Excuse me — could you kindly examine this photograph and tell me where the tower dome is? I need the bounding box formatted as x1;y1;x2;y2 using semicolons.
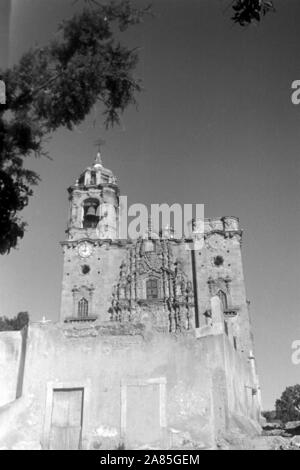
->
67;149;119;241
75;152;117;188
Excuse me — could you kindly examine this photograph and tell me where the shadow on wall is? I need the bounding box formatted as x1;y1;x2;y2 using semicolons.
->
0;326;28;406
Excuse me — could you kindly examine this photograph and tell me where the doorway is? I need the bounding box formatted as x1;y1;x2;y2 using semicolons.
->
121;377;167;449
43;380;90;450
49;388;84;450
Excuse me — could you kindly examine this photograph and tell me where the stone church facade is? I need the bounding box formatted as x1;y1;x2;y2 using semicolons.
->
0;153;262;450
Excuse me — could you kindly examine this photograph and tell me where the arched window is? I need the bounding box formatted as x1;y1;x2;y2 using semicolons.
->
78;298;88;318
83;198;100;228
146;278;158;300
218;290;228;311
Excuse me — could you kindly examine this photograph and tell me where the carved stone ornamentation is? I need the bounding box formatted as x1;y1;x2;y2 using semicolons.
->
109;239;194;333
207;276;231;296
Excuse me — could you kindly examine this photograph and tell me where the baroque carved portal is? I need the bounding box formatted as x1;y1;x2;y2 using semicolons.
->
109;239;194;333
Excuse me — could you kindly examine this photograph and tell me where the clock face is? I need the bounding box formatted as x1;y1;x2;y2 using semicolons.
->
78;241;93;258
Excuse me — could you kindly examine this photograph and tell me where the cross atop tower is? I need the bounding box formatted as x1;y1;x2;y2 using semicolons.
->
94;138;106;167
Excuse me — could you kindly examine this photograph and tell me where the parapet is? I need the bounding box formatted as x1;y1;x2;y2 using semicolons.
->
205;216;240;232
192;217;240;234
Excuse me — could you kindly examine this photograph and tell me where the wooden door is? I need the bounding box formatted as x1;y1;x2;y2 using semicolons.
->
49;388;83;450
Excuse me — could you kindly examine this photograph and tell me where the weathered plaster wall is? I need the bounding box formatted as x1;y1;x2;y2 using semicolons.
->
222;334;261;425
0;318;261;449
20;323;215;449
196;320;261;437
0;331;22;406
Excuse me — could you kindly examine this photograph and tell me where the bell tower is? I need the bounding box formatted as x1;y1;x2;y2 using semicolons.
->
67;151;119;241
60;151;122;323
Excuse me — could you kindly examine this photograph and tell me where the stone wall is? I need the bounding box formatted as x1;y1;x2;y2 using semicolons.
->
60;216;254;359
60;243;126;322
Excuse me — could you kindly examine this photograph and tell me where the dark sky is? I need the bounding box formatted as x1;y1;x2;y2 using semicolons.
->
0;0;10;66
1;0;300;410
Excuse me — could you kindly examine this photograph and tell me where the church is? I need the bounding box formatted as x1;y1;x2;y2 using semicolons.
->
0;151;262;450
